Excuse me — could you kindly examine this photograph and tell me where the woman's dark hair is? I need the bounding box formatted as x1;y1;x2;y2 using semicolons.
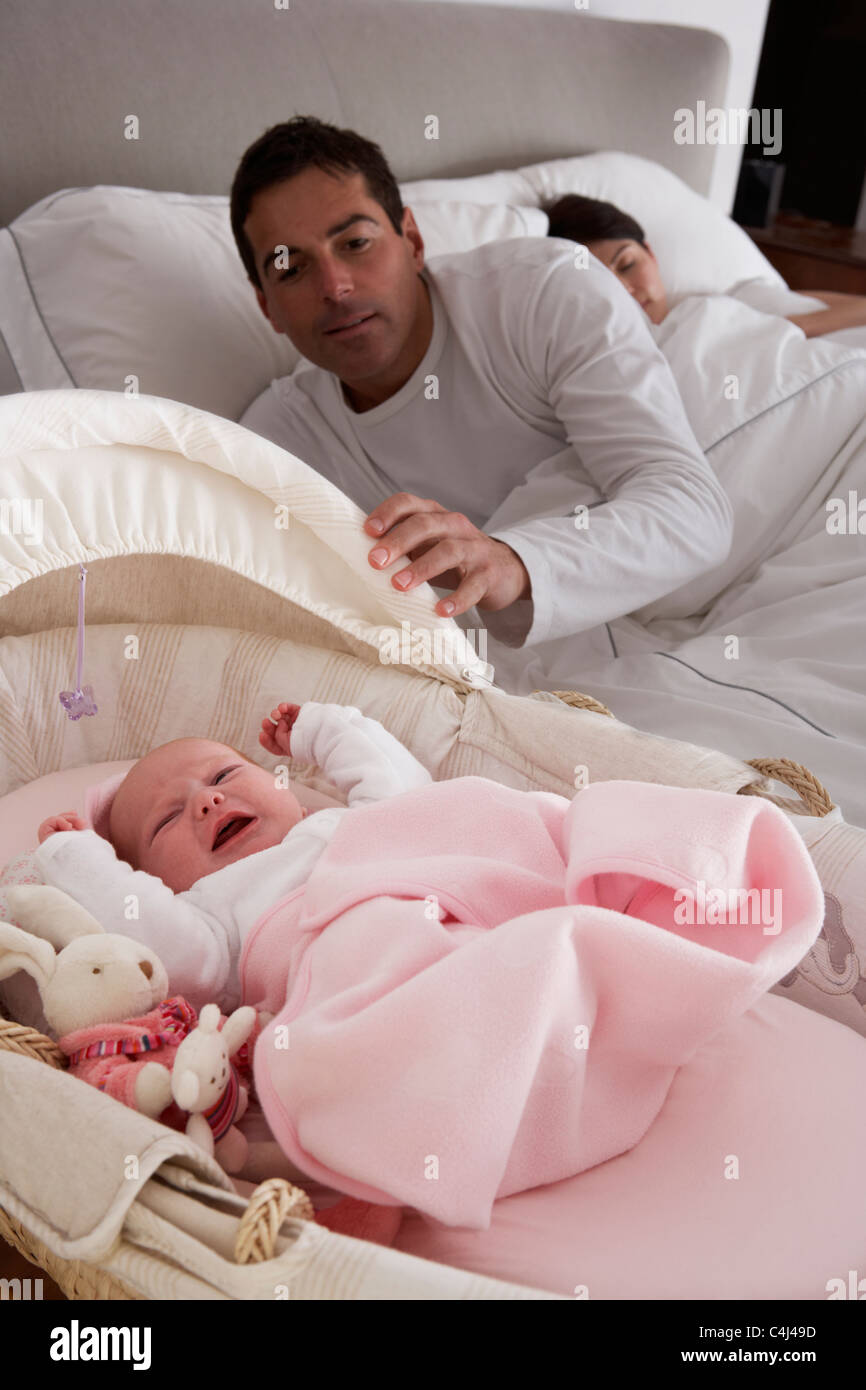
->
545;194;646;249
230;115;405;289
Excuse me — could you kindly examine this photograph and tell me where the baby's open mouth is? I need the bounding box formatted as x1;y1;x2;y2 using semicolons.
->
211;815;256;851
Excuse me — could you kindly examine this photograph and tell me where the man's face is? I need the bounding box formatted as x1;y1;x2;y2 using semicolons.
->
244;167;431;409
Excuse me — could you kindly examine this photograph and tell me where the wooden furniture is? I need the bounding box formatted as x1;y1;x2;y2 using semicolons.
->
744;214;866;294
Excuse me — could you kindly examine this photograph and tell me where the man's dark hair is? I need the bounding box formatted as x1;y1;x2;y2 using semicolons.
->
230;115;405;289
545;193;647;248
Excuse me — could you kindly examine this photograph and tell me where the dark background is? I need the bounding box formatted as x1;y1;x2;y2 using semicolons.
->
738;0;866;226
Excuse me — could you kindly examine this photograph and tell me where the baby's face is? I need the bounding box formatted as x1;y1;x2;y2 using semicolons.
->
109;739;307;891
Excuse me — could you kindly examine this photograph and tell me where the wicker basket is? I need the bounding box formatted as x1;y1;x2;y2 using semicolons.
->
0;689;835;1298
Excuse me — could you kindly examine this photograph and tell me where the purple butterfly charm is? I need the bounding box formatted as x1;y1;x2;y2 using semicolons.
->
59;685;98;720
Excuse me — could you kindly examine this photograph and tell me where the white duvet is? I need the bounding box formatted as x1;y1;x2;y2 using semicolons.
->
486;286;866;829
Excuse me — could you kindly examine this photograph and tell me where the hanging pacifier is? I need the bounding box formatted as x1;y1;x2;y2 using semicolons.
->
59;564;98;720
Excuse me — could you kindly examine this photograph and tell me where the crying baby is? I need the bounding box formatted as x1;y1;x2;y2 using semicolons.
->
39;704;311;892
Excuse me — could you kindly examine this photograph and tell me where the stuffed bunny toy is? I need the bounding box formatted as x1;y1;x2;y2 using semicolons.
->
0;885;255;1155
0;883;191;1120
1;887;410;1241
170;1003;257;1172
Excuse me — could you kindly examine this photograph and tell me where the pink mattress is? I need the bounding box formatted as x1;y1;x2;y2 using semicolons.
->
392;993;866;1299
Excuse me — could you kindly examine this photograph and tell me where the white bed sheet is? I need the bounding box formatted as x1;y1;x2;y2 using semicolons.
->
482;288;866;830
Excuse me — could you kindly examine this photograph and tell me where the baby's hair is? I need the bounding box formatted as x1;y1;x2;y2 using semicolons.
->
545;193;647;248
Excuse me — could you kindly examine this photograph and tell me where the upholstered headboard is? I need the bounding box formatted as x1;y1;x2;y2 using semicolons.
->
0;0;728;227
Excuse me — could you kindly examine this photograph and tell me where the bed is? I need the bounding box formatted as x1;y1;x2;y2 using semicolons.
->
2;0;866;1303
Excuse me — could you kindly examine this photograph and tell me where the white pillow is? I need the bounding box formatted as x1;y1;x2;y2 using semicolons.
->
0;187;546;420
415;200;547;258
408;151;786;306
0;190;300;419
401;168;538;208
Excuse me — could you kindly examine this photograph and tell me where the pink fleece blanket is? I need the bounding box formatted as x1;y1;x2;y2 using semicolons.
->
240;777;824;1229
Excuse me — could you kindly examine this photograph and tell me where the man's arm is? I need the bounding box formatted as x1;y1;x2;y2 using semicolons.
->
480;254;734;647
364;252;732;646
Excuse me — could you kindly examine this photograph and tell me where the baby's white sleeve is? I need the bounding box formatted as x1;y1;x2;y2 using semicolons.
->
290;703;433;806
33;830;238;1013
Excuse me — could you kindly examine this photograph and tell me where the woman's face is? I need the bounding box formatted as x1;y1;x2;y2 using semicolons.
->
587;238;668;324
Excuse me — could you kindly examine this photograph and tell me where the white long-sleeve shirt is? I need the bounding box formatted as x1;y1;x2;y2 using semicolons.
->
33;704;432;1015
239;237;733;649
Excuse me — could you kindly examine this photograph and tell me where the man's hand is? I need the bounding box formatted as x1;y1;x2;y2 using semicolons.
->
38;812;88;844
364;493;531;619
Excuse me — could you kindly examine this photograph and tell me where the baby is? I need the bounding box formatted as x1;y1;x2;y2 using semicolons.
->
32;698;824;1225
35;701;434;1013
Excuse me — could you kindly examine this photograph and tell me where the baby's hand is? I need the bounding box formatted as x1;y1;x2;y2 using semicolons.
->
259;702;302;758
38;811;88;844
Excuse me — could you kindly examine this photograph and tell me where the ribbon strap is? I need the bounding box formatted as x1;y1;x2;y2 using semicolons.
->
59;564;97;719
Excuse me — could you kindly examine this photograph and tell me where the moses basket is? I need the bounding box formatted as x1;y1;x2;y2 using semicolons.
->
0;390;835;1300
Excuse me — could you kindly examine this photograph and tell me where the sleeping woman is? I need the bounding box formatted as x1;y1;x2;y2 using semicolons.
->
545;193;866;339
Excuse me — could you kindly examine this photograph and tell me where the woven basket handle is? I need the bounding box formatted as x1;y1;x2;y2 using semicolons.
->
0;1018;66;1067
234;1177;315;1263
533;688;615;717
740;757;836;818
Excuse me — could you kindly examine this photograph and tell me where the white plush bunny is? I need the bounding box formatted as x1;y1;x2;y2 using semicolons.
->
0;884;181;1118
170;1003;257;1172
0;885;256;1152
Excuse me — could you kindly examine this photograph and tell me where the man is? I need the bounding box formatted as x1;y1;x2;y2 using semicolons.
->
232;116;732;654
